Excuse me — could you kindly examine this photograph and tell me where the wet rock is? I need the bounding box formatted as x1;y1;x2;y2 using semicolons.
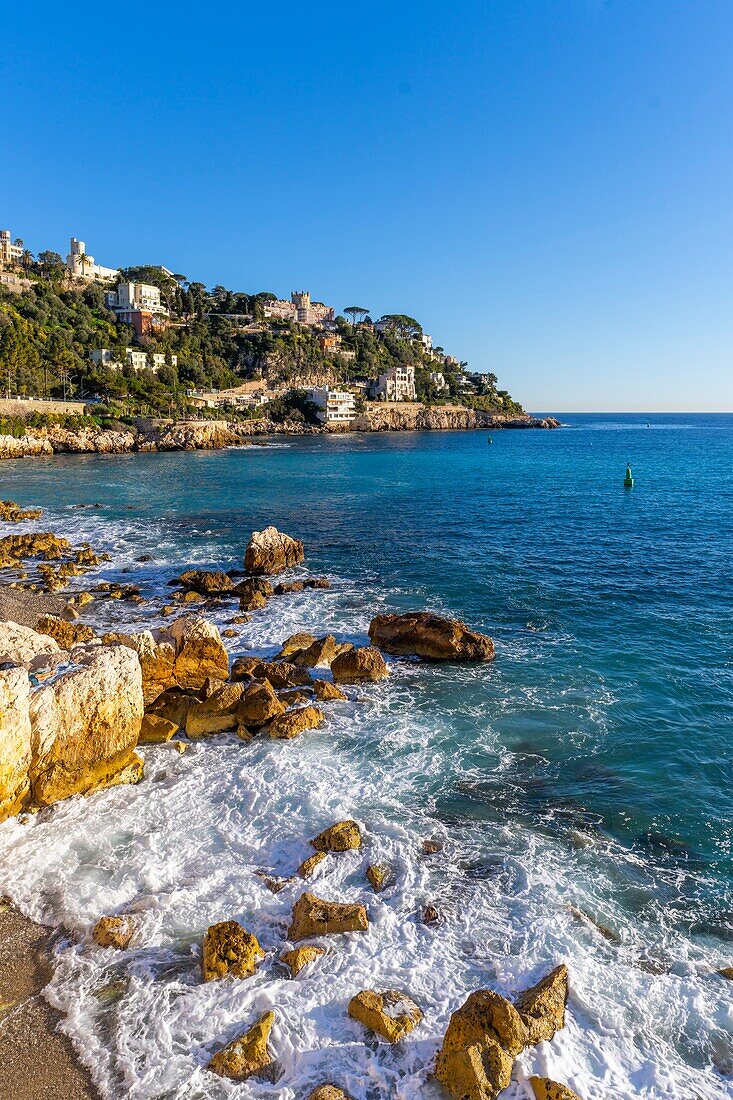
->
718;966;733;979
266;704;325;740
0;667;32;822
514;964;568;1044
244;526;305;575
239;589;268;611
529;1078;583;1100
230;655;263;681
177;569;233;595
298;851;327;879
230;613;251;625
305;577;331;589
92;915;135;949
311;820;361;852
313;679;347;702
136;554;153;562
173;589;205;604
366;864;391;892
369;611;495;662
30;644;144;807
138;713;178;744
331;646;388;683
208;1010;274;1080
36;614;95;649
434;989;529;1100
348;989;423;1042
166;616;229;689
278;687;313;707
103;629;176;705
145;689;199;730
422;838;443;854
202;919;263;981
567;905;621;945
308;1088;352;1100
276;631;318;659
288;891;368;941
186;682;246;737
422;904;443;924
221;628;238;638
233;577;274;597
0;500;42;522
274;580;305;594
160;604;177;616
280;945;325;977
255;660;313;688
239;680;285;727
294;635;352;668
0;620;60;667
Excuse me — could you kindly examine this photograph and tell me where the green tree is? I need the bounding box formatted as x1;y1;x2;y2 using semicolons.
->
344;306;369;326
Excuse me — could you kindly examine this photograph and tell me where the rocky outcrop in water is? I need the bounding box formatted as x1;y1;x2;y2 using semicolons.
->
207;1010;275;1081
348;989;423;1043
288;891;369;941
244;526;305;575
330;646;388;683
106;616;229;704
354;405;560;433
202;920;263;981
369;611;495;662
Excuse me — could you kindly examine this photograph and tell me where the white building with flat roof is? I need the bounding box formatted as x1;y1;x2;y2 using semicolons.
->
90;348;177;373
306;386;356;425
369;365;416;402
66;237;118;282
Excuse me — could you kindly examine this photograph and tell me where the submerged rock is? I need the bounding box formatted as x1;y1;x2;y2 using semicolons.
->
369;611;495;662
310;820;362;852
92;915;135;950
244;526;305;575
348;989;423;1043
330;646;388;683
202;920;263;981
529;1079;583;1100
208;1010;275;1080
280;945;325;977
288;891;369;941
366;864;391;892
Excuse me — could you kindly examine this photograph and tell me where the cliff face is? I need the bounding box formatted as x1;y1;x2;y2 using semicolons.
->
0;409;558;461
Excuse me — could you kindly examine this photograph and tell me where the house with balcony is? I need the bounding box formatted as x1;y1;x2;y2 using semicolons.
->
90;348;177;373
306;386;356;425
106;282;170;338
369;365;417;402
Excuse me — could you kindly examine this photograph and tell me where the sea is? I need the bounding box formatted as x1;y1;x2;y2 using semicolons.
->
0;412;731;1099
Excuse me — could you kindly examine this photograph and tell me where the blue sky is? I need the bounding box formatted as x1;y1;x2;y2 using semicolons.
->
2;1;731;411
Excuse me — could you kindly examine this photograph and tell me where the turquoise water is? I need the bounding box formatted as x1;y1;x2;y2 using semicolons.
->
1;413;731;1097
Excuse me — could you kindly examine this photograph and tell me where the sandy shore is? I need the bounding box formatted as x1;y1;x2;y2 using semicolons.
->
0;900;98;1100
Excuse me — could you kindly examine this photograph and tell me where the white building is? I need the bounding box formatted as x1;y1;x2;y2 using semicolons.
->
421;333;433;352
306;386;356;425
90;348;177;373
369;365;417;402
429;371;448;392
106;282;166;314
0;230;24;267
66;237;118;282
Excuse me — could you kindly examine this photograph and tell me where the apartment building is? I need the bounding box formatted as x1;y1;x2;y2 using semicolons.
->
90;348;177;372
306;386;356;425
0;230;24;268
369;365;417;402
106;282;170;338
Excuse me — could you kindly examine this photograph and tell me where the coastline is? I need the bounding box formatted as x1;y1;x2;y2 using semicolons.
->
0;408;559;463
0;900;98;1100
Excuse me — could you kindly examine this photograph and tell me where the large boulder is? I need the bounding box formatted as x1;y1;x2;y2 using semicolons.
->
0;620;60;668
202;920;263;981
166;616;230;689
276;631;317;659
348;989;422;1043
29;644;144;806
288;891;369;941
104;629;175;705
0;667;32;822
311;820;361;852
515;964;568;1044
434;990;529;1100
186;682;246;737
293;635;352;668
266;704;324;740
313;679;347;702
369;611;495;662
208;1010;274;1081
238;680;285;728
177;569;234;596
529;1080;582;1100
244;526;305;575
331;646;388;683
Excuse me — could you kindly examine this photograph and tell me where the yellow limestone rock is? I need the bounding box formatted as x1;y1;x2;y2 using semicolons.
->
104;629;175;705
202;919;263;981
238;680;285;728
166;615;229;689
186;682;246;737
530;1078;583;1100
138;713;177;744
93;915;135;949
298;851;327;878
348;989;423;1043
311;820;361;852
331;646;388;683
276;631;317;659
308;1089;353;1100
515;964;569;1045
244;525;305;575
208;1010;275;1080
36;615;95;648
313;679;347;702
366;864;391;892
434;990;529;1100
288;891;368;942
280;945;325;976
0;667;32;822
267;704;324;740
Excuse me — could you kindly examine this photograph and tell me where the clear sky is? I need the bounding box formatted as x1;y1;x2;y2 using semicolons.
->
2;1;731;412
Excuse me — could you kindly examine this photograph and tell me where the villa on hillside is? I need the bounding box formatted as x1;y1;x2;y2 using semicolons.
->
0;230;24;267
263;290;335;327
106;282;169;338
90;348;178;373
369;365;417;402
66;237;118;282
306;386;356;425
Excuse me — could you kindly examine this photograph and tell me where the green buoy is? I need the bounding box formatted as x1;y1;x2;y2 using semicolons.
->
624;463;634;488
487;436;493;444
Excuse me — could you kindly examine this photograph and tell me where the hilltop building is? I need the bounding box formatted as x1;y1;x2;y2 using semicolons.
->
263;291;334;327
369;365;417;402
106;282;169;338
90;348;177;373
0;230;24;268
306;386;356;425
66;237;118;282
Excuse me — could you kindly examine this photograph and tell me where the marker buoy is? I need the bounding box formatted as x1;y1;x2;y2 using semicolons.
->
624;464;634;488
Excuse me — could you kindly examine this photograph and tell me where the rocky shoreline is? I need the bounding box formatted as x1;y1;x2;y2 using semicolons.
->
0;509;587;1099
0;409;560;462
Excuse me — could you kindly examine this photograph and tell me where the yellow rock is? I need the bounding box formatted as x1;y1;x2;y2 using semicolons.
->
434;989;529;1100
276;631;317;659
138;713;177;744
331;646;388;683
718;966;733;980
36;615;95;648
186;682;245;737
280;945;325;976
267;704;324;740
308;1086;353;1100
298;851;328;878
313;679;347;702
435;1038;514;1100
529;1078;583;1100
311;820;361;852
93;915;135;949
238;680;285;727
515;964;568;1045
208;1010;274;1080
202;919;263;981
288;891;368;942
366;864;390;891
0;668;32;823
348;989;422;1043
